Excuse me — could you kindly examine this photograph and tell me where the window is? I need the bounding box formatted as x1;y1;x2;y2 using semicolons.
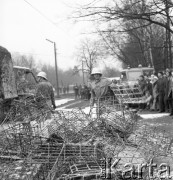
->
14;68;37;95
143;69;154;77
25;72;37;94
128;71;142;81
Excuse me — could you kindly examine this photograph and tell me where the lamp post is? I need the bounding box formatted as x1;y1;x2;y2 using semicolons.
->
46;39;60;98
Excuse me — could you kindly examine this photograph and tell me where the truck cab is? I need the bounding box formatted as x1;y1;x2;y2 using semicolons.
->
120;66;154;86
0;46;38;121
13;66;37;97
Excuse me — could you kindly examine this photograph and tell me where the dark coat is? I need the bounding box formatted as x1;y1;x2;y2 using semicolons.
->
165;76;171;97
138;80;147;95
157;77;165;93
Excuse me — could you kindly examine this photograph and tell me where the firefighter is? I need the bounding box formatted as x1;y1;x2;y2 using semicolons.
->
35;71;56;109
89;68;112;117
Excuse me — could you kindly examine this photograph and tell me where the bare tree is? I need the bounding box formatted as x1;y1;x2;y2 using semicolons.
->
12;53;36;69
42;64;83;89
74;0;173;33
72;0;173;70
75;38;104;75
98;22;165;70
102;66;120;77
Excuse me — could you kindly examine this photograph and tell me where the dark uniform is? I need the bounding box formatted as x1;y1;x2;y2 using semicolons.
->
157;77;165;112
36;81;56;109
74;85;79;99
168;76;173;115
164;76;171;112
138;79;147;95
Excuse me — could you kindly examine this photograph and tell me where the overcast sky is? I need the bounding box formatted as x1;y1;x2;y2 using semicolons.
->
0;0;98;70
0;0;122;71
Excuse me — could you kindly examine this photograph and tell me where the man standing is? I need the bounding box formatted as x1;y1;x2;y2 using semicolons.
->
164;69;171;113
36;71;56;109
150;75;159;111
157;72;165;113
74;84;79;99
168;71;173;115
89;68;112;107
138;75;147;95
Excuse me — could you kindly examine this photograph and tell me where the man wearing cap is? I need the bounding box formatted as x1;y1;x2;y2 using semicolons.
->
35;71;56;109
89;68;112;107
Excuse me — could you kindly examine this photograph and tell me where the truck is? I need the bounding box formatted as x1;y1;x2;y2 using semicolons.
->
120;65;154;86
110;66;154;108
0;46;38;120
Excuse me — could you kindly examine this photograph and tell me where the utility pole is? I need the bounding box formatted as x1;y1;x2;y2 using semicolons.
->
46;39;60;98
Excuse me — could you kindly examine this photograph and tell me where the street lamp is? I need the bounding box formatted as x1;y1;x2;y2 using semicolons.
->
46;39;60;98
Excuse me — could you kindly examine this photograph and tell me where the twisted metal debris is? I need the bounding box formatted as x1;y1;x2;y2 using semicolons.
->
0;90;173;179
110;83;145;105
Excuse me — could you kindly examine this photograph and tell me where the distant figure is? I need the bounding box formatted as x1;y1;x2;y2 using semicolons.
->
63;86;66;94
157;71;165;112
150;75;159;111
36;71;56;109
59;87;62;94
84;85;90;100
164;69;171;113
73;84;79;99
138;75;147;95
80;85;85;99
66;85;69;94
78;84;82;98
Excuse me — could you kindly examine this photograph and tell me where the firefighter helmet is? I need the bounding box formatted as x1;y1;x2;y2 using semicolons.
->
91;68;102;75
37;71;47;80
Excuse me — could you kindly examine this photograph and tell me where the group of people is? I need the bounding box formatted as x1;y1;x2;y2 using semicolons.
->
36;67;173;116
59;86;69;94
73;84;90;100
35;68;111;111
138;69;173;115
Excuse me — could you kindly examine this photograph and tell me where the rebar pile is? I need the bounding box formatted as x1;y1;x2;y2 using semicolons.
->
0;96;59;179
0;95;173;180
46;105;138;145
